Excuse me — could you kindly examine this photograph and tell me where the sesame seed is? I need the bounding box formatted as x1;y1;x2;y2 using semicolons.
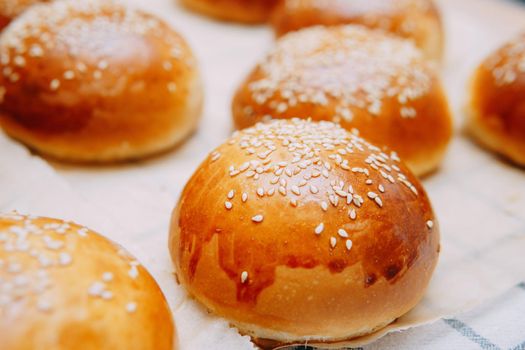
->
98;60;109;70
314;223;324;235
50;79;60;91
210;152;221;162
128;266;139;279
77;228;89;237
7;262;22;273
76;62;87;72
14;56;25;67
58;252;72;266
29;45;43;57
349;209;357;220
224;201;233;210
427;220;434;229
38;255;53;268
37;299;52;312
241;271;248;283
241;193;248;202
102;272;114;282
88;282;105;297
63;70;75;80
330;237;337;248
345;239;353;251
227;190;235;199
338;229;349;238
126;302;137;313
101;290;113;300
336;190;348;197
43;236;64;250
252;215;264;223
163;61;173;71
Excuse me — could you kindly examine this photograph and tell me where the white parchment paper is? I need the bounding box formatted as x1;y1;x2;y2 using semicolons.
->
1;0;525;348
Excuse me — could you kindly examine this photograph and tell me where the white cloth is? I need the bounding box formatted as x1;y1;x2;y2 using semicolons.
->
1;0;525;349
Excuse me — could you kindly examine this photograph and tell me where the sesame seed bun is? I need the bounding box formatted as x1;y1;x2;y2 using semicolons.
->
467;33;525;167
232;25;453;177
0;0;203;163
0;0;49;31
0;213;175;350
271;0;444;61
179;0;279;24
169;119;440;344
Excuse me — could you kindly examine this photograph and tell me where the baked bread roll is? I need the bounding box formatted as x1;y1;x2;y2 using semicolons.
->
232;25;453;176
170;119;440;344
0;0;48;31
180;0;279;24
0;0;203;163
271;0;444;61
0;213;175;350
467;33;525;166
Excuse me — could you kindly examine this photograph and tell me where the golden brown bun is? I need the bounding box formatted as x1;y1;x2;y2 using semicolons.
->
0;213;175;350
0;0;203;163
467;33;525;166
0;0;49;31
232;26;453;177
271;0;444;61
180;0;279;24
170;119;440;343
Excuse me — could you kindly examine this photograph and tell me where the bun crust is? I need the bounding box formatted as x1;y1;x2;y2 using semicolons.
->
271;0;444;61
467;33;525;166
180;0;279;24
0;213;175;350
170;119;440;343
0;0;203;163
232;26;452;176
0;0;48;31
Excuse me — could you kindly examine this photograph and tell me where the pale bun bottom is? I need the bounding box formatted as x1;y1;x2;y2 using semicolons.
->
467;108;525;166
405;144;450;177
236;318;395;348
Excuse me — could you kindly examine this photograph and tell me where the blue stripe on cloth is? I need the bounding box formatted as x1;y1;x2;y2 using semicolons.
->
443;318;501;350
511;341;525;350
